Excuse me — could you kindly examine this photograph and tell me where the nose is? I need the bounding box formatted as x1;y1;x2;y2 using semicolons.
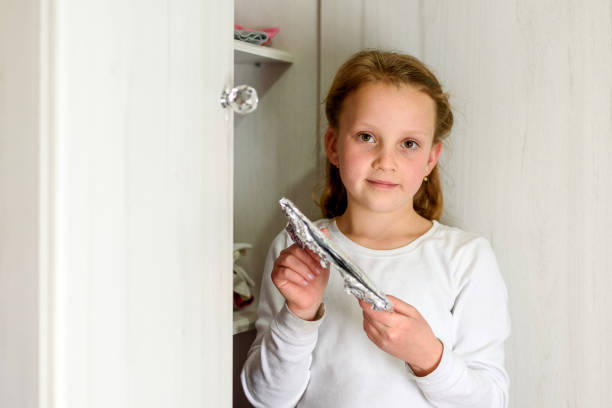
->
372;146;396;171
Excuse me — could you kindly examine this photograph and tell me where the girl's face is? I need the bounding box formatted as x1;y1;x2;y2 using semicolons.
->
325;82;442;216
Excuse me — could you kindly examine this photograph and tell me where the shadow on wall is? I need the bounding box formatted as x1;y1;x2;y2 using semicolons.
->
233;330;256;408
232;167;322;408
246;166;323;282
234;63;292;127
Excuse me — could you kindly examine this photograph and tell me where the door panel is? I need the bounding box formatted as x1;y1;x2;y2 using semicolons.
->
51;1;233;407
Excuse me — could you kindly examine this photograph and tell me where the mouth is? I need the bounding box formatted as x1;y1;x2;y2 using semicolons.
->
366;179;399;189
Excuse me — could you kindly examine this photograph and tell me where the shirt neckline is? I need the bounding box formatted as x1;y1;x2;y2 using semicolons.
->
326;218;439;258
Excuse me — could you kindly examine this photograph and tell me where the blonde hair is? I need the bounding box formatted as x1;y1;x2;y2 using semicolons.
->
318;50;453;220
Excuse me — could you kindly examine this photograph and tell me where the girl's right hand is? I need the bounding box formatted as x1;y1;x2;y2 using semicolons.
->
271;242;330;321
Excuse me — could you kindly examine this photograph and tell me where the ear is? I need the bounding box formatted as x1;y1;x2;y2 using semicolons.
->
324;127;340;166
426;142;443;175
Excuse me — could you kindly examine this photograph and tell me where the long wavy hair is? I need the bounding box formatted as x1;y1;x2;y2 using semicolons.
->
318;50;454;221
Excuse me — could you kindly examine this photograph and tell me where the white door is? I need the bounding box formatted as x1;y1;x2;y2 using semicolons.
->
0;1;233;407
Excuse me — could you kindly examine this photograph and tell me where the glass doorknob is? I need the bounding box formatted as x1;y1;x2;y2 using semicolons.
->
219;85;258;114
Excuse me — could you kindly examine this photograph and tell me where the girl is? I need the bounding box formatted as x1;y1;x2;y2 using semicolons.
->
241;50;510;408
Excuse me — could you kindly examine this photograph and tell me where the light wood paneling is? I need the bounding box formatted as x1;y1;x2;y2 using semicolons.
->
3;1;235;407
420;1;612;406
321;0;612;406
52;1;233;407
320;0;422;110
2;1;235;406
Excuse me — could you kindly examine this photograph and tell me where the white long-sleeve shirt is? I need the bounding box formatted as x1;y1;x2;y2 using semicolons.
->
241;218;511;407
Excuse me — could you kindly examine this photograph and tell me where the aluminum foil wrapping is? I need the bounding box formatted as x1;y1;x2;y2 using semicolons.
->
279;197;393;312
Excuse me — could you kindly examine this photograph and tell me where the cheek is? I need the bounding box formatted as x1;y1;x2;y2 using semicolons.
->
338;151;363;190
398;156;430;186
338;148;368;182
407;153;430;172
338;160;359;188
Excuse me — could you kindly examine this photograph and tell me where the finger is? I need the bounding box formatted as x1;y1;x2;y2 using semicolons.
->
277;252;317;281
303;228;331;268
363;310;393;333
358;299;399;327
386;295;418;318
363;316;383;344
274;266;309;287
287;246;325;276
301;248;327;275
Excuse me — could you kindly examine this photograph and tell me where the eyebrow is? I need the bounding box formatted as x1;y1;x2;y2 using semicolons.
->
352;122;430;137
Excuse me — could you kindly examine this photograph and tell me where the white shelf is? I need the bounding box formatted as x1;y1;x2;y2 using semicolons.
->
233;302;258;335
234;40;294;64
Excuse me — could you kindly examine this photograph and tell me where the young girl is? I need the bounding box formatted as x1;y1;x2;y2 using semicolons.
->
241;50;510;408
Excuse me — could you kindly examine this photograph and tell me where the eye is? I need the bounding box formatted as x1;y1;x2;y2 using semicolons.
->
358;132;375;143
402;140;418;150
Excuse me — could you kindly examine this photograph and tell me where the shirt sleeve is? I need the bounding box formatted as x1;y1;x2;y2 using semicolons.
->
407;237;511;408
240;231;325;408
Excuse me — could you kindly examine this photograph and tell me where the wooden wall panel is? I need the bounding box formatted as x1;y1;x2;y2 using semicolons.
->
420;1;612;406
320;0;422;112
52;1;234;407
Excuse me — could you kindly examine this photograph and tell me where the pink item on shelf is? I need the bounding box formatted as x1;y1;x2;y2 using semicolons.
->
234;24;279;45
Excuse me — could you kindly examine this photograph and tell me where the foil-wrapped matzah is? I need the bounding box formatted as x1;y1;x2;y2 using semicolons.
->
279;197;393;311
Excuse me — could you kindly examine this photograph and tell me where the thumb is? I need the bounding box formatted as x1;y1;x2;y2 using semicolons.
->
321;227;331;239
386;294;418;317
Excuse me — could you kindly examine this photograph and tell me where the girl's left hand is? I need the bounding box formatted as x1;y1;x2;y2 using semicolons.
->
358;295;443;377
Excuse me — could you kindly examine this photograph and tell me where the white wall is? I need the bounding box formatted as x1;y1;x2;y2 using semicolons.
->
0;1;41;407
322;0;612;406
